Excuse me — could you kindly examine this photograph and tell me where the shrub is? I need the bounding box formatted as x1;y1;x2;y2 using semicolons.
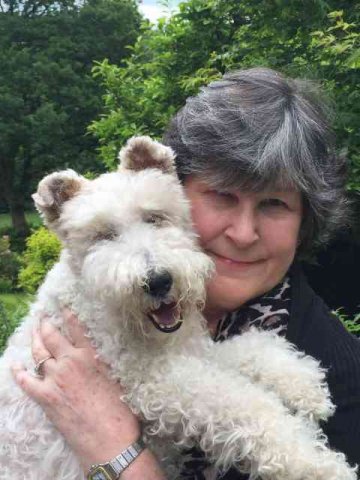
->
0;300;26;353
0;212;42;253
0;236;20;293
334;309;360;337
18;227;61;294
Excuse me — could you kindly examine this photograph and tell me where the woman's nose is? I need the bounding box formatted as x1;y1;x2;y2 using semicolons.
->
224;209;260;247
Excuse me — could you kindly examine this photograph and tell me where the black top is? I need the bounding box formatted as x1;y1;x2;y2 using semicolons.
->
217;264;360;479
286;263;360;467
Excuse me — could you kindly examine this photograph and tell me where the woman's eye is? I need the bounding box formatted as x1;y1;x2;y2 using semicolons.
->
261;198;288;209
206;190;236;202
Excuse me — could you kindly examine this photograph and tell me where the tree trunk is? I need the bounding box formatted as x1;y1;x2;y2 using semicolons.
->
9;200;28;236
0;156;29;237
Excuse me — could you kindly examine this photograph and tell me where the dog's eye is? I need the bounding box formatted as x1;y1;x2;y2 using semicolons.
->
144;212;168;226
94;229;117;241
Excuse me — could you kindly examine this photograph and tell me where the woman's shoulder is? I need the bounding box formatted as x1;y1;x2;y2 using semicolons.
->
287;262;360;394
287;263;360;465
287;262;358;355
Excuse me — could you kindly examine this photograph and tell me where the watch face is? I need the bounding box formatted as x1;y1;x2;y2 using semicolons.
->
89;466;114;480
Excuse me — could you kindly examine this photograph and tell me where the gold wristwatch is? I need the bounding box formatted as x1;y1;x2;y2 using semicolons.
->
87;438;146;480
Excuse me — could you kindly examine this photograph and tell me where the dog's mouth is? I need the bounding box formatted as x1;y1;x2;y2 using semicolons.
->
147;301;183;333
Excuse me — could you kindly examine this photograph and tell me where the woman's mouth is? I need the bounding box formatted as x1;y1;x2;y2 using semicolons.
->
209;251;265;268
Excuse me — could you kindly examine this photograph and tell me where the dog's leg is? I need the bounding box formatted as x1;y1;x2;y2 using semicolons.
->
212;328;334;422
0;342;84;480
129;356;356;480
0;392;85;480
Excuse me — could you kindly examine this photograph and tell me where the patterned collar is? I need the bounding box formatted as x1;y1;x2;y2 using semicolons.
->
213;275;291;342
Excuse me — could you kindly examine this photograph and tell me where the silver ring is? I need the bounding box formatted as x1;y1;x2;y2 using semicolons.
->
34;355;53;378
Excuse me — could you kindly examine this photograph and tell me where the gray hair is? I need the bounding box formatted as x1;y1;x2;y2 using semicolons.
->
163;67;349;253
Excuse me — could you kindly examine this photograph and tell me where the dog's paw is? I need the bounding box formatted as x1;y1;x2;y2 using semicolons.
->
214;328;336;422
118;136;176;174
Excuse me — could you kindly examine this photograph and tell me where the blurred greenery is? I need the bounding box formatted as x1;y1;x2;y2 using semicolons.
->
0;212;41;230
18;227;61;293
89;0;359;196
0;0;141;235
0;293;31;353
334;309;360;336
0;235;20;292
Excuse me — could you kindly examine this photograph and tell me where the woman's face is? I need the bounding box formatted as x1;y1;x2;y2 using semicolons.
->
184;176;303;320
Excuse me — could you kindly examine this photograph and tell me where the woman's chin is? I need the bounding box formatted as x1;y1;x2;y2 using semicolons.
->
205;277;254;315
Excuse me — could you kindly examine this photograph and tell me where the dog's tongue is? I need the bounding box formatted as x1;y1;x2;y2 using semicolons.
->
152;302;178;325
148;302;182;333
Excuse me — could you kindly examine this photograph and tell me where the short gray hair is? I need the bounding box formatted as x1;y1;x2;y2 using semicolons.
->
163;67;349;254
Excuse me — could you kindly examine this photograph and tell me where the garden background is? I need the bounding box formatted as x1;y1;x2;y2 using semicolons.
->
0;0;359;351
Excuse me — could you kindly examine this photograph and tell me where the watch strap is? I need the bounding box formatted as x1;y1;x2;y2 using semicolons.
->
109;438;145;476
87;438;146;479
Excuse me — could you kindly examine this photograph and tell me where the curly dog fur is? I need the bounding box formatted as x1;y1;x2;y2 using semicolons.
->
0;137;357;479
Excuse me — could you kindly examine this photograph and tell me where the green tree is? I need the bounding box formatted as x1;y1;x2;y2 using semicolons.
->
0;0;141;235
309;10;360;193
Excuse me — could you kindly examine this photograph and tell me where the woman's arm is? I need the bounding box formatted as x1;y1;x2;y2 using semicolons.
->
11;310;166;479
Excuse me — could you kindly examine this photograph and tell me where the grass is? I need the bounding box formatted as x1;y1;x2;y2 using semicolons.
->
0;211;42;230
0;293;32;313
0;293;32;353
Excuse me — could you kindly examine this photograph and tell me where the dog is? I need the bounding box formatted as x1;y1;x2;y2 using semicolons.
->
0;136;356;480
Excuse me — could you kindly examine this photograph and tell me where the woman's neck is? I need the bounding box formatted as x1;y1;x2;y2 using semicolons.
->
203;305;227;336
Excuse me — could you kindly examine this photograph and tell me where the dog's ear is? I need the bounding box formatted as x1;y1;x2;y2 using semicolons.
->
32;169;88;224
118;136;176;175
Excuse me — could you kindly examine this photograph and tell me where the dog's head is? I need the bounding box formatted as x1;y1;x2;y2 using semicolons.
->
33;136;213;336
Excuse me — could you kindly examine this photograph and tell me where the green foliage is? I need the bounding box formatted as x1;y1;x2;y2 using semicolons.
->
0;235;20;292
0;301;17;353
89;0;359;195
18;227;61;293
0;294;29;353
334;308;360;336
309;10;360;193
0;0;141;233
0;212;42;252
0;212;41;230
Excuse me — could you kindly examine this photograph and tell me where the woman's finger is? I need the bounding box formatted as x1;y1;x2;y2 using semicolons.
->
11;364;51;401
63;308;93;349
40;322;73;359
32;324;53;362
31;325;57;375
63;309;110;375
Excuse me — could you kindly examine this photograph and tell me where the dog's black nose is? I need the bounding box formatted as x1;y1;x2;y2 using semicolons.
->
144;270;173;297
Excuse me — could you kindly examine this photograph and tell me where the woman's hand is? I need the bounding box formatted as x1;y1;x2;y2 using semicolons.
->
11;309;141;473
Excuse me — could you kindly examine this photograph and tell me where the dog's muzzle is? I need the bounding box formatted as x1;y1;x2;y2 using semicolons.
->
143;270;183;333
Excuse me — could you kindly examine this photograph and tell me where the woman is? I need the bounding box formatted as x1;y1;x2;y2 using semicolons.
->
13;68;360;479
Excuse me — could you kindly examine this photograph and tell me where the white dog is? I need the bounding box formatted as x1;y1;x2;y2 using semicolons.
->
0;137;357;480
